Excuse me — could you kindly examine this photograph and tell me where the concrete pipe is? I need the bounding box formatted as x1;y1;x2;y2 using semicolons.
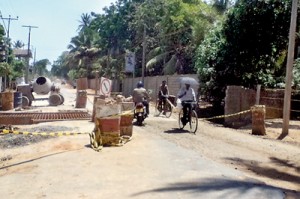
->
49;93;62;106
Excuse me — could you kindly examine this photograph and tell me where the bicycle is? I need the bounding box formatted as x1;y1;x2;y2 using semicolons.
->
155;95;175;118
178;101;198;134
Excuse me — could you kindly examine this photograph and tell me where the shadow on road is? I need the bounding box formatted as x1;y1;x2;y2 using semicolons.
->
131;177;298;198
164;128;189;134
0;149;81;170
225;157;300;186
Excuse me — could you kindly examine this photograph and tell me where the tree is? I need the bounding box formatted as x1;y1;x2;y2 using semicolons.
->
0;25;6;62
90;0;139;77
13;40;25;48
212;0;236;14
133;0;218;75
55;0;219;80
78;13;92;32
51;51;70;78
67;28;101;78
33;59;50;76
195;0;292;105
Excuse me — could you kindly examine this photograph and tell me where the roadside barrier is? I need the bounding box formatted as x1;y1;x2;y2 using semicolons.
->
0;129;89;136
166;99;251;121
89;110;134;152
0;108;253;152
0;110;135;152
200;109;251;120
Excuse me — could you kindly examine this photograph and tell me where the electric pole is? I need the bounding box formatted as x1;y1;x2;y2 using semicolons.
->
0;15;18;89
142;25;146;84
22;25;38;83
0;15;18;38
281;0;298;138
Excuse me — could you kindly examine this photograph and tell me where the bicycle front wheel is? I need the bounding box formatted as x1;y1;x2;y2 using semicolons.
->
178;109;184;129
164;103;172;118
189;110;198;134
155;101;162;116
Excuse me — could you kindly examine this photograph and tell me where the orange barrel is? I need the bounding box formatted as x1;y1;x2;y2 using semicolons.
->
13;91;23;108
76;77;88;90
75;90;87;108
120;112;133;136
96;116;121;146
1;92;14;111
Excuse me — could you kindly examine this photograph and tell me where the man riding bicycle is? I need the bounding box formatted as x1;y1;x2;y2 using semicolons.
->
177;83;196;126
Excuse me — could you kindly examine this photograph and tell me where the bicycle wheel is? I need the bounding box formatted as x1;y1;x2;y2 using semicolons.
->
155;100;162;116
189;110;198;134
164;102;173;118
178;109;184;129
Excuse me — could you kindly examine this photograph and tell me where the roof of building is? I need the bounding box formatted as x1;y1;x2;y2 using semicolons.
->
13;48;32;58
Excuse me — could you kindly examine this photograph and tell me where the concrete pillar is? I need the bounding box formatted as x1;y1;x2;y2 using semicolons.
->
251;105;266;135
225;86;242;126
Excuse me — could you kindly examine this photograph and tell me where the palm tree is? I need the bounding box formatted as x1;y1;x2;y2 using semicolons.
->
67;28;101;78
13;40;25;48
77;13;92;32
145;0;218;75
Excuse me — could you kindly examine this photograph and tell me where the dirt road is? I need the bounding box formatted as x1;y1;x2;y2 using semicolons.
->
0;84;299;198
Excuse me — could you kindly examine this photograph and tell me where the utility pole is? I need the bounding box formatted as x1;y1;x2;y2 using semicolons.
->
0;15;18;38
1;15;18;89
22;25;38;83
142;25;146;84
281;0;298;138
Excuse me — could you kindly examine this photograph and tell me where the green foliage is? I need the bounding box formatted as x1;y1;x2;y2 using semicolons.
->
67;27;101;78
293;59;300;90
10;60;25;80
34;59;50;76
195;22;225;102
0;28;6;63
0;62;11;76
67;69;79;80
51;51;71;78
212;0;234;14
135;0;218;75
195;0;292;104
52;0;219;79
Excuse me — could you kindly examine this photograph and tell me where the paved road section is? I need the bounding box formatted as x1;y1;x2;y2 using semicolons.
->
0;126;284;199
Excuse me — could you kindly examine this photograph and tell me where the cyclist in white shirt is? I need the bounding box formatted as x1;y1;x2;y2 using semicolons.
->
177;83;196;126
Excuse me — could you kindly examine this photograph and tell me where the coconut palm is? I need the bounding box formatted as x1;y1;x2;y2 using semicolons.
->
144;0;218;75
67;28;101;78
13;40;25;48
77;13;92;32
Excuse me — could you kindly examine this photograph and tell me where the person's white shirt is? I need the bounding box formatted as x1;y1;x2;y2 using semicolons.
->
177;86;196;101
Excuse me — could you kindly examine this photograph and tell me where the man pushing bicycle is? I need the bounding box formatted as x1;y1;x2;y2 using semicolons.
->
158;80;169;115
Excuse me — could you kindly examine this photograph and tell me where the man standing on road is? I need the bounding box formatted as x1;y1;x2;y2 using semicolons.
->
177;83;196;126
133;81;150;116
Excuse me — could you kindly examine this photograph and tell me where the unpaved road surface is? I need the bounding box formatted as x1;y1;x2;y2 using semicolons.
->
0;83;299;199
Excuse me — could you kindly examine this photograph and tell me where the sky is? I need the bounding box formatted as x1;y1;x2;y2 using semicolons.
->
0;0;115;69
